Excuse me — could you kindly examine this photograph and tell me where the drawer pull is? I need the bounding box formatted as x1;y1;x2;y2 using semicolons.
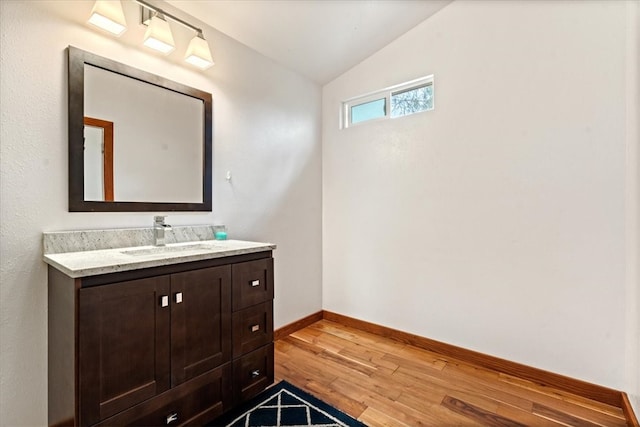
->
250;280;260;287
251;369;260;378
166;413;178;424
160;295;169;308
251;324;260;332
175;292;183;304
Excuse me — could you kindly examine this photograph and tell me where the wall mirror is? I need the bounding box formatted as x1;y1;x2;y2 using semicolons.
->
68;46;212;212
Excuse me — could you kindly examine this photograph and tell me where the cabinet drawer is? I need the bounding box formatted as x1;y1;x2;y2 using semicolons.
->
232;343;274;404
232;258;274;311
232;301;273;358
97;364;232;427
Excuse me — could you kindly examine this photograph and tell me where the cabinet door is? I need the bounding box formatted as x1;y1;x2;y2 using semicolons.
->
171;266;232;386
79;276;171;426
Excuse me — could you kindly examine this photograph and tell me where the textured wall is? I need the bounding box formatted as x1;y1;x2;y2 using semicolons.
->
323;0;632;391
0;1;322;425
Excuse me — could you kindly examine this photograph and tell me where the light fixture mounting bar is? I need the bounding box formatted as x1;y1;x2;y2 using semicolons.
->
135;0;203;34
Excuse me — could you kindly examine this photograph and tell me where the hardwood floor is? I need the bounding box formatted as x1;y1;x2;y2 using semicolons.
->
274;320;627;426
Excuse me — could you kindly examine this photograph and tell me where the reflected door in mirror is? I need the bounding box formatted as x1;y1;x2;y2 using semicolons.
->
84;117;114;201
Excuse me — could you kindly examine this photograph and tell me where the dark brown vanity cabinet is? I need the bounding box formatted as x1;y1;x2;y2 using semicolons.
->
78;266;231;426
48;252;274;427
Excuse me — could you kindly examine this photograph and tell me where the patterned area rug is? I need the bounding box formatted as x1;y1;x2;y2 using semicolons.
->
208;381;367;427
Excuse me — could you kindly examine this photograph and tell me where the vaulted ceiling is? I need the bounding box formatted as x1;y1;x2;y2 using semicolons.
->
168;0;452;84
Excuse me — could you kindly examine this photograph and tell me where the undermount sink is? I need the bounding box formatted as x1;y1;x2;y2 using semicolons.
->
121;243;222;256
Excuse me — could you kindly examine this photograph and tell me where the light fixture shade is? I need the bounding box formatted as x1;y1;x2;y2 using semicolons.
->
88;0;127;36
184;33;214;70
143;13;175;54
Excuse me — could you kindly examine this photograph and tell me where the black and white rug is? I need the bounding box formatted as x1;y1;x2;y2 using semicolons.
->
208;381;367;427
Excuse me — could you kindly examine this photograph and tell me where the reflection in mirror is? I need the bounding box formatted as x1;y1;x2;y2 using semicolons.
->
68;46;213;212
84;117;114;201
84;65;203;203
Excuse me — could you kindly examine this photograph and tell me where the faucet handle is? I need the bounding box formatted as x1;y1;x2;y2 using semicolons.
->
154;215;166;225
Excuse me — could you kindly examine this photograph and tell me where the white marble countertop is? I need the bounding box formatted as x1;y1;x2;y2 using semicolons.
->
43;239;276;278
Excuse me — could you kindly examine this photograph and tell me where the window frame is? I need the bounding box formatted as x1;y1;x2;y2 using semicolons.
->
341;75;434;129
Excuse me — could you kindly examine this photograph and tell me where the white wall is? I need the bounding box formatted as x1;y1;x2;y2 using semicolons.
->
323;0;633;392
626;0;640;415
0;1;322;425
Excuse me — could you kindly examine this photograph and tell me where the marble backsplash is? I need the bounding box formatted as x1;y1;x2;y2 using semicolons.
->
43;225;217;254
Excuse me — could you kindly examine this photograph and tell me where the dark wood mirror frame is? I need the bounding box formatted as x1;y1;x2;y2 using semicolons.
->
68;46;212;212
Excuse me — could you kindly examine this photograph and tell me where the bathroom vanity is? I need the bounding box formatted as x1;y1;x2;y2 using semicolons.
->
44;228;275;426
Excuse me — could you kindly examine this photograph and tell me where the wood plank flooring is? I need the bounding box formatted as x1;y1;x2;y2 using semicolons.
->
274;320;627;426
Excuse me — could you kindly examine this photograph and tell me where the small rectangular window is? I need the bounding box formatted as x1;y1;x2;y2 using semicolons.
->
341;75;434;129
351;98;386;124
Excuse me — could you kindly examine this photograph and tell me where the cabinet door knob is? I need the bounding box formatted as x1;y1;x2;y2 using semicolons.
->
251;279;260;287
251;369;260;378
160;295;169;308
251;324;260;332
175;292;183;304
166;412;178;424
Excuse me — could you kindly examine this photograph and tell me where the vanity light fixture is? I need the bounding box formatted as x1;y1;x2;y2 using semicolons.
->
87;0;215;70
88;0;127;36
184;31;215;70
136;0;215;69
142;11;175;54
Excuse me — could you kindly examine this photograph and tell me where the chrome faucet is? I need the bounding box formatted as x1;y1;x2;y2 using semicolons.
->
153;216;172;246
